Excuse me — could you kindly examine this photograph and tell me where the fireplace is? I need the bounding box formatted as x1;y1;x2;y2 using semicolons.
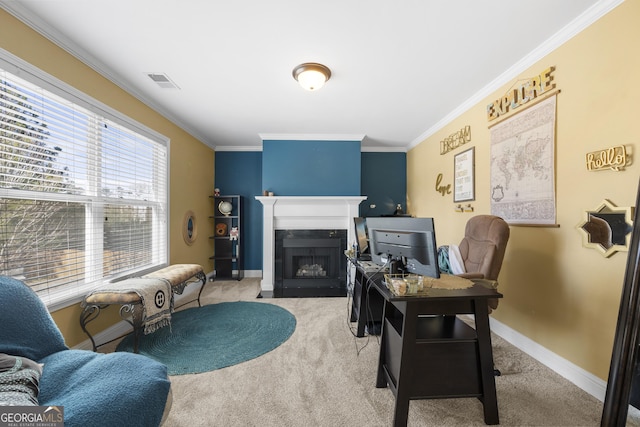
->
275;229;347;297
256;196;367;294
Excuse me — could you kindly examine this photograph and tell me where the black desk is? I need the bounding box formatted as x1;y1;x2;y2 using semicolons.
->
372;276;502;426
348;259;386;337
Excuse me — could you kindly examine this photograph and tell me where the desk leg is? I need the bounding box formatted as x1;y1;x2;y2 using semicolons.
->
376;299;390;388
376;300;418;427
392;302;418;427
475;301;500;425
353;269;367;337
356;290;368;337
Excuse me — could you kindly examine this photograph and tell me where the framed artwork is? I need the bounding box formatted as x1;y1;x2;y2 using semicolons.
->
454;147;475;202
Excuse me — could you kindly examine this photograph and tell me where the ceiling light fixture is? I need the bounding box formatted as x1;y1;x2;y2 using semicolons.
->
292;63;331;91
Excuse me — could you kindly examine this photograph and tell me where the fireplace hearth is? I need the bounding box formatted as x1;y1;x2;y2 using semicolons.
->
275;229;347;297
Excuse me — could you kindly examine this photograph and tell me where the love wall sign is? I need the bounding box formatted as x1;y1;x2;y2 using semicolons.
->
435;173;451;196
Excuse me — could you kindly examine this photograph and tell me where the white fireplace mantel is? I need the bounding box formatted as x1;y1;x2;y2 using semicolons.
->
256;196;366;292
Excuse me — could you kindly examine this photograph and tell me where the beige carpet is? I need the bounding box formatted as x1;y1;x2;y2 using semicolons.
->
112;278;638;426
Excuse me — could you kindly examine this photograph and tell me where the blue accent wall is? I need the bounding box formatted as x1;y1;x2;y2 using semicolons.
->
360;152;407;216
214;146;406;272
262;140;361;196
214;151;262;270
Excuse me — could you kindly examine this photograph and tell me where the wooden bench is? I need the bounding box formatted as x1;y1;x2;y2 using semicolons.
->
80;264;207;352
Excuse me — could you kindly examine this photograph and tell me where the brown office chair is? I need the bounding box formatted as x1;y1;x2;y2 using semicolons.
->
453;215;510;377
456;215;510;311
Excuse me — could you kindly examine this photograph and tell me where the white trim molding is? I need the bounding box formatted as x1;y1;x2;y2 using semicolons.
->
259;133;366;142
489;316;607;401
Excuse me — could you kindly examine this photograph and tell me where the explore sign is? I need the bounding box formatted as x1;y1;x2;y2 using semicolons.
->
487;66;556;122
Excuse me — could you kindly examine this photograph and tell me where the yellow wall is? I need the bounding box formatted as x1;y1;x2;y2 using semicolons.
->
408;0;639;380
0;10;215;347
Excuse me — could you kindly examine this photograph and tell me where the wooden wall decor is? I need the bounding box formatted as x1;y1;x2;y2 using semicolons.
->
435;173;452;196
577;199;634;258
440;126;471;155
182;210;197;245
586;145;629;172
487;66;556;123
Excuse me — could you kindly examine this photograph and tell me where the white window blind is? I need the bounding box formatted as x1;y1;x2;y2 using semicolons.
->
0;64;168;308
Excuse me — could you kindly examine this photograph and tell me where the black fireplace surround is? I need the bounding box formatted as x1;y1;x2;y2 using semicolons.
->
274;229;347;297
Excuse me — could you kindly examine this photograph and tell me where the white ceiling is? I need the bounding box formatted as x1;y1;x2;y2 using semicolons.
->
1;0;617;151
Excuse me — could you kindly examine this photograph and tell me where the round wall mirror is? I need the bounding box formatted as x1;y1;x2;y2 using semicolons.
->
182;210;197;245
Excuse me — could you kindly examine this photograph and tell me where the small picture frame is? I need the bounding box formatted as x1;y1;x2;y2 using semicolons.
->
454;147;475;203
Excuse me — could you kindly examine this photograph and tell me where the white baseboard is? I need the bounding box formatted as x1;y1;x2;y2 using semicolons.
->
210;270;262;280
242;270;262;278
489;316;607;401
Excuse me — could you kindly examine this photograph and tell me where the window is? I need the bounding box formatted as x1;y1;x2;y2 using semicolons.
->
0;54;168;310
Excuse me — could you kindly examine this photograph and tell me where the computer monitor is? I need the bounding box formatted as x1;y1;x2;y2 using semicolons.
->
366;217;440;278
353;217;371;260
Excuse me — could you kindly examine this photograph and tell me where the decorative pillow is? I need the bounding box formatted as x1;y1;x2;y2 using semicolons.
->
0;353;43;406
437;245;452;274
448;244;466;274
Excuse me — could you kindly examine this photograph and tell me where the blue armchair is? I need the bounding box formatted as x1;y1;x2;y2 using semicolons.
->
0;276;171;427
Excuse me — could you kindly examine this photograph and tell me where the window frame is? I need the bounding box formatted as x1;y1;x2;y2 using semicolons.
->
0;48;170;312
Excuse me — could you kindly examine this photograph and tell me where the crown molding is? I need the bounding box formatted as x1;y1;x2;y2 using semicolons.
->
360;146;407;153
258;133;366;142
407;0;624;150
214;144;406;153
215;145;263;152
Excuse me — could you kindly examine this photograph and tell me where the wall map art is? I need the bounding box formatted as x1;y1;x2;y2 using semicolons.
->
490;95;557;225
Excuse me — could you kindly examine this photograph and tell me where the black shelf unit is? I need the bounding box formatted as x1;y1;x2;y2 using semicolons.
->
209;195;243;280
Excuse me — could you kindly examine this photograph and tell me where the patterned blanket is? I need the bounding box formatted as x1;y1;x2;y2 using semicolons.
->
87;278;173;334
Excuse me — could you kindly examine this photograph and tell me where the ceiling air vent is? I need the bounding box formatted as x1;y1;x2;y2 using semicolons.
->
146;72;180;89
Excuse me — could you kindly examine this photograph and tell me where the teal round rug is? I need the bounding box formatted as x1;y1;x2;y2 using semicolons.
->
116;301;296;375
